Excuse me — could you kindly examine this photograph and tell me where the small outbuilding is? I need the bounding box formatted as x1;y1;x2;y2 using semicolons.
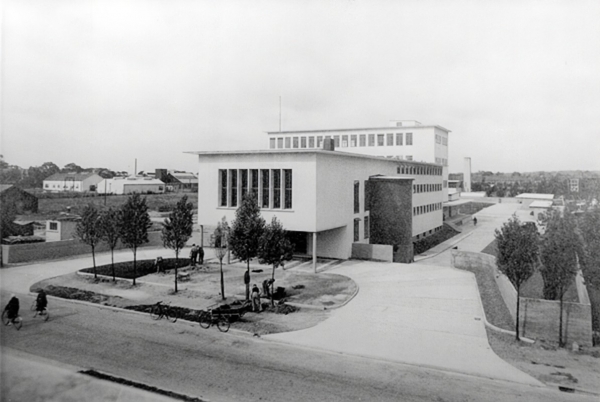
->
46;213;81;242
43;172;103;193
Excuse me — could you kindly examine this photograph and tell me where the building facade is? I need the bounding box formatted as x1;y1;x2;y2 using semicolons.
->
191;149;444;263
266;120;450;201
96;177;166;195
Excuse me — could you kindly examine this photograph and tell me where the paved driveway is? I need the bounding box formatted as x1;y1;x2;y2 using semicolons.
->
267;260;542;386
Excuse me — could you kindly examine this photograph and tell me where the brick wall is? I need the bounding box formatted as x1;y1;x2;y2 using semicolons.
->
351;243;393;262
2;232;163;264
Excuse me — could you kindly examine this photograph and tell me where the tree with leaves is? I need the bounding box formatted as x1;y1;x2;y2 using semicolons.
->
258;216;294;306
228;193;265;300
98;207;122;281
120;193;152;286
495;214;539;341
161;195;194;293
75;204;102;279
540;209;581;347
213;217;230;300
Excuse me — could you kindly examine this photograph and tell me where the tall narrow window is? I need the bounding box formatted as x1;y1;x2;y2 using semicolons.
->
284;169;292;209
317;136;323;148
359;134;366;147
334;136;340;147
301;137;307;148
364;180;370;211
354;219;360;242
251;169;259;202
377;134;384;146
308;137;315;148
354;181;360;213
261;169;270;208
364;216;369;239
277;138;283;148
387;133;394;146
341;135;348;147
240;169;248;197
273;169;281;209
368;134;375;146
350;135;357;147
396;133;403;145
219;169;227;207
293;137;299;148
229;169;238;207
269;138;276;149
406;132;413;145
285;137;291;148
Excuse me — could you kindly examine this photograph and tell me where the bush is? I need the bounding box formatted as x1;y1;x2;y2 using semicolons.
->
80;258;190;279
2;236;45;245
413;224;459;255
157;203;175;212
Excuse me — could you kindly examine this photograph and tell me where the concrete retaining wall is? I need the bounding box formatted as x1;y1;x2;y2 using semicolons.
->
2;232;163;265
351;243;393;262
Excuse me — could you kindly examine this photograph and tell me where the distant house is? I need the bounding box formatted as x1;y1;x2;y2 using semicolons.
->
0;185;38;213
43;172;103;193
96;176;165;195
46;213;81;242
155;169;198;191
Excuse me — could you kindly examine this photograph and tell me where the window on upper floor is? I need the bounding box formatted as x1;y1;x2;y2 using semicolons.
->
308;137;315;148
273;169;281;208
377;134;384;146
364;216;369;239
301;137;307;148
285;137;291;148
350;135;357;147
334;135;340;147
341;135;348;147
387;133;394;146
284;169;292;209
359;134;366;147
368;134;375;146
354;181;360;213
277;138;283;148
292;137;299;148
317;136;323;148
269;138;276;149
354;218;360;242
396;133;403;145
406;132;413;145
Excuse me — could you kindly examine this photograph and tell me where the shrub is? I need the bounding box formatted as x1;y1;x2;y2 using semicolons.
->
80;258;190;279
157;203;175;212
413;224;459;255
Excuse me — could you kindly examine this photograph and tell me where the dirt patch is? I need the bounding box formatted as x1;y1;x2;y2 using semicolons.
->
487;330;600;393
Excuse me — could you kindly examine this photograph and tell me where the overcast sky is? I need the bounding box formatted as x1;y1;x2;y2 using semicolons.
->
1;0;599;175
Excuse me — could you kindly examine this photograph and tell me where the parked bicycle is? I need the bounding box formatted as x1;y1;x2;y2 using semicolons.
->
198;309;230;333
1;310;23;330
150;301;177;323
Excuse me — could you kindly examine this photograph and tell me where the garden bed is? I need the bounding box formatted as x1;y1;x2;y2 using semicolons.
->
413;224;460;255
80;258;190;279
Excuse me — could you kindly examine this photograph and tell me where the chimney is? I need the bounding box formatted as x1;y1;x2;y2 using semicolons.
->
463;157;472;192
323;138;335;151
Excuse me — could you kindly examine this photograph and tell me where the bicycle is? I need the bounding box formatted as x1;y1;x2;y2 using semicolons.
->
31;300;50;321
198;309;230;333
2;310;23;330
150;301;177;323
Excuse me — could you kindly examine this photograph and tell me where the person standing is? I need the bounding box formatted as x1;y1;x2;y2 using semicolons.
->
36;289;48;313
197;245;204;265
190;244;197;266
473;216;478;226
251;284;261;312
4;294;20;325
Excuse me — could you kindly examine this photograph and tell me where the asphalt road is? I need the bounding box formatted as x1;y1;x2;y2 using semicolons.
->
1;293;595;402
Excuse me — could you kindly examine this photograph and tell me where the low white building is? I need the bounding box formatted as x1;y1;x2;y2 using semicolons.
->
96;177;165;195
43;173;103;193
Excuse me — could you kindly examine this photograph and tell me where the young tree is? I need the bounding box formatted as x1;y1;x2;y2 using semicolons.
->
75;204;103;279
495;214;539;341
161;195;194;293
577;206;600;346
540;210;581;347
213;217;230;300
98;207;122;281
258;216;294;306
120;193;152;286
228;193;265;300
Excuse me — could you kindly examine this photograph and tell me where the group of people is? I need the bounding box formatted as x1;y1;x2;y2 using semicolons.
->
3;290;47;325
189;244;204;266
249;278;275;312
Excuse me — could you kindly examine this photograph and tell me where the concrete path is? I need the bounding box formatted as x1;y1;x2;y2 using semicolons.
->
267;260;542;386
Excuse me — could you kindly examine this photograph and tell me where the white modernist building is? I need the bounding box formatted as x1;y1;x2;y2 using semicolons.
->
96;177;166;195
43;172;103;193
266;120;450;202
190;148;444;264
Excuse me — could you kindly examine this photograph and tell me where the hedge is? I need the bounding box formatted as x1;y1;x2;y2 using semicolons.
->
80;258;190;279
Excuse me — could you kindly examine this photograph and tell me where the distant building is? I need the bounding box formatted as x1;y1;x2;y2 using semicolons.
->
0;184;38;213
43;172;103;193
155;169;198;191
96;176;165;195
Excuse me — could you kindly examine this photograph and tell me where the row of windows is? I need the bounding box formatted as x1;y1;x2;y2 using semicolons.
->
435;157;448;167
397;164;443;176
219;169;292;210
415;226;443;240
435;135;448;146
269;132;414;150
353;216;369;242
413;202;442;216
413;183;442;193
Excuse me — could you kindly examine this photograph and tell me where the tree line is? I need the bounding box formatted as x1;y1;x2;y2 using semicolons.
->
76;191;294;305
495;205;600;346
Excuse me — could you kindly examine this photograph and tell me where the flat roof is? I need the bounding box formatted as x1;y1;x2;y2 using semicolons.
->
266;125;451;135
530;200;553;208
186;149;443;167
515;193;554;200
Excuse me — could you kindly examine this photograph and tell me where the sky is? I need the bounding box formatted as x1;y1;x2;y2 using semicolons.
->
1;0;599;175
